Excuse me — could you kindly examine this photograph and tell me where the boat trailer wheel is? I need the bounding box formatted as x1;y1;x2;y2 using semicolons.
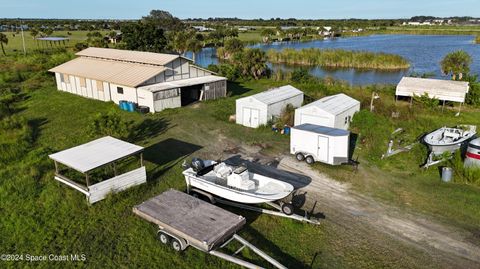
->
281;203;294;216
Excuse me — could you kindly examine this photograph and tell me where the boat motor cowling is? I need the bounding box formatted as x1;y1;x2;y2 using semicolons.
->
191;158;205;172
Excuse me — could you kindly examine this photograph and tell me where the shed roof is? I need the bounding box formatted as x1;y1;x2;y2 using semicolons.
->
396;77;469;103
138;75;226;92
49;136;144;173
300;93;360;115
76;47;184;66
293;124;350;136
243;85;303;105
49;57;166;87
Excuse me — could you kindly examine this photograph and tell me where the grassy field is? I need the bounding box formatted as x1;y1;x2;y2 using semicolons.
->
1;51;480;268
1;31;107;54
266;48;410;70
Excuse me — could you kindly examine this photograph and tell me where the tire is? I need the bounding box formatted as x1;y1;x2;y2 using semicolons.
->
281;203;294;216
171;238;182;252
305;156;315;165
157;231;170;245
295;153;305;161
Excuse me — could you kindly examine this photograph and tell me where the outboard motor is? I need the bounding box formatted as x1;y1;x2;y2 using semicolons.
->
191;158;205;172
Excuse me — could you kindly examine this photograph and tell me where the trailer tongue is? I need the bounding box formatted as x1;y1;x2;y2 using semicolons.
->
133;189;287;269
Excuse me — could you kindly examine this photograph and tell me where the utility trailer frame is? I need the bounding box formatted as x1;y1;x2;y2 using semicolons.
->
188;187;321;225
133;189;287;269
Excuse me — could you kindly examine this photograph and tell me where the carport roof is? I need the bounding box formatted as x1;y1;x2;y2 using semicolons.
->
48;136;144;173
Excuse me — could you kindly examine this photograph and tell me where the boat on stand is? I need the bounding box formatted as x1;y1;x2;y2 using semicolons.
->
423;125;477;168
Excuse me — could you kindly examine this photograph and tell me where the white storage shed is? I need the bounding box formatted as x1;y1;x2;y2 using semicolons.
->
290;124;350;165
294;93;360;130
236;85;304;128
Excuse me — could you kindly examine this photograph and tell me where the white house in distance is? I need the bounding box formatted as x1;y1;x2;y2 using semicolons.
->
236;85;304;128
49;47;227;113
294;93;360;130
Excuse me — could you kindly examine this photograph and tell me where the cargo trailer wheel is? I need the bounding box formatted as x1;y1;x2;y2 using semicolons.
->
157;231;170;245
281;203;294;215
171;238;182;252
305;156;315;165
295;153;305;161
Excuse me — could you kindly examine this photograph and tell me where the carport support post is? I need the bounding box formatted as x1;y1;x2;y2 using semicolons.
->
85;173;90;187
442;100;445;112
113;162;117;176
54;161;59;174
140;153;144;167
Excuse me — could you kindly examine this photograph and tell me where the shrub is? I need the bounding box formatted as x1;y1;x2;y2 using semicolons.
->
413;93;440;109
290;68;312;83
87;110;131;140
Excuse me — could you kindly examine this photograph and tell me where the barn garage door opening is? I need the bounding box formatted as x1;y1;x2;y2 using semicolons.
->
181;84;203;106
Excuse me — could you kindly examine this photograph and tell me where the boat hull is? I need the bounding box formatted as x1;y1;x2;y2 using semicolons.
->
183;172;292;204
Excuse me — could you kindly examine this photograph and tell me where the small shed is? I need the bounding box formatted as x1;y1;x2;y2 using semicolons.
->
294;93;360;130
396;77;470;104
48;136;146;204
236;85;304;128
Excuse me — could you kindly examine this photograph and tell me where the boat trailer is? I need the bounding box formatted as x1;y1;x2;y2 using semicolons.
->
188;187;321;225
382;128;418;159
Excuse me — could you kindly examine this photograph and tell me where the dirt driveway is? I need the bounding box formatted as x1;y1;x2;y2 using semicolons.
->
217;144;480;268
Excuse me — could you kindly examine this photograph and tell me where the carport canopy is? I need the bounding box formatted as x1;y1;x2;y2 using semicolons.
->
396;77;469;103
49;136;144;173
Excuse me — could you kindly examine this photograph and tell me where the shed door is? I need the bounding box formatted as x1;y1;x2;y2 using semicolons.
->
243;108;260;128
301;113;330;127
317;136;329;162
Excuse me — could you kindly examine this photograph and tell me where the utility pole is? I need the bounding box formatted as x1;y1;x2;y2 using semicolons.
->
21;21;26;55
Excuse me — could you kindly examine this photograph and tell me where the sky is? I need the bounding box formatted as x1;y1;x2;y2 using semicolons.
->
0;0;478;20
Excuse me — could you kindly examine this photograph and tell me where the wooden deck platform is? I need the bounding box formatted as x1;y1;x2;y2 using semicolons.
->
133;189;245;252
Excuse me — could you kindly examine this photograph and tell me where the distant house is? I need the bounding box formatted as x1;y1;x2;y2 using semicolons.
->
49;47;227;113
192;26;214;32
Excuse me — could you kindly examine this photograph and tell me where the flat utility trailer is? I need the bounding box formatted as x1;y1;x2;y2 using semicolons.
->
133;189;287;269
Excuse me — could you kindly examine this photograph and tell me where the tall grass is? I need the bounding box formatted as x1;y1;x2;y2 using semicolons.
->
267;48;410;70
476;36;480;44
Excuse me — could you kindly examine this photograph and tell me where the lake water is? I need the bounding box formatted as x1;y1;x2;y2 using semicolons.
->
188;35;480;85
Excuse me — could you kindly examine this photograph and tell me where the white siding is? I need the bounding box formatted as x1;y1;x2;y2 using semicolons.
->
236;97;268;128
88;166;147;204
109;84;137;104
137;88;155;113
295;102;360;130
267;94;304;121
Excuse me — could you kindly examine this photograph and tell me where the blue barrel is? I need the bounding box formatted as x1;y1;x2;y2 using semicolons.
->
127;102;136;112
119;100;128;111
284;126;291;135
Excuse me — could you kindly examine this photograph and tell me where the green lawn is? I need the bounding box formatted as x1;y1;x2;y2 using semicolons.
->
1;31;107;54
1;52;480;268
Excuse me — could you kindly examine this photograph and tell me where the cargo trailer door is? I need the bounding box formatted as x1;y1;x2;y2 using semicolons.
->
317;136;329;162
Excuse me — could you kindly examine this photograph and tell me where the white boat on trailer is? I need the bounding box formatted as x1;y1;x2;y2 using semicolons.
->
182;159;294;204
423;125;477;168
182;158;320;224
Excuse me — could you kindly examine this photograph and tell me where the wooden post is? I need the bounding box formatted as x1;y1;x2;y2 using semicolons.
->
113;162;117;176
140;153;144;167
54;161;59;174
85;173;90;187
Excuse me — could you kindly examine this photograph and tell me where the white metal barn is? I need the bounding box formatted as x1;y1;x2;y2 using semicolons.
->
236;85;304;128
294;93;360;130
48;136;146;204
49;47;227;113
290;124;350;165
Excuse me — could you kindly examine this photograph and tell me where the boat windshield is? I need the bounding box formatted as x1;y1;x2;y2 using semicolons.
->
233;166;248;174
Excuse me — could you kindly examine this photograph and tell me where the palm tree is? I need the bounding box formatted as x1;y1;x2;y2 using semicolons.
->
0;33;8;56
441;50;472;80
261;28;276;42
233;48;268;80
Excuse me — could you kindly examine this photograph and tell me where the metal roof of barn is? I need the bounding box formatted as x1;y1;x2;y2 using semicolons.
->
49;57;166;87
48;136;144;173
300;93;360;115
138;75;226;92
293;124;350;136
76;47;186;66
245;85;303;105
396;77;469;103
